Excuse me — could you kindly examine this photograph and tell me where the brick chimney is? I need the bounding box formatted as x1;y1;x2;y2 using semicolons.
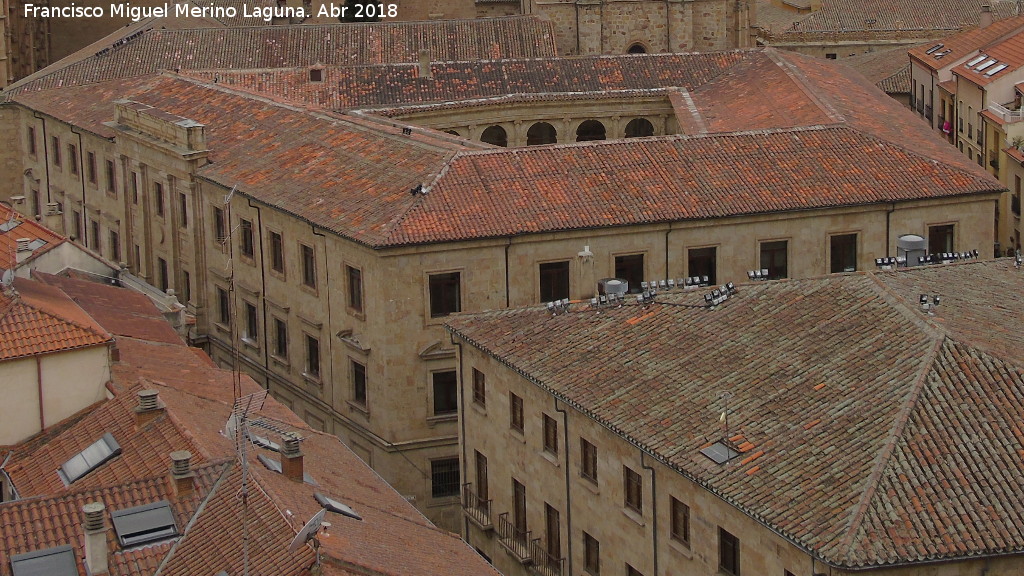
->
83;502;109;575
418;49;433;80
980;4;993;28
135;389;164;428
170;450;195;498
280;432;304;482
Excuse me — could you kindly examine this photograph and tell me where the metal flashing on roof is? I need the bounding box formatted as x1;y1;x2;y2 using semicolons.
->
925;43;944;55
57;432;121;485
966;54;988;67
315;492;362;520
111;500;178;547
10;545;78;576
257;453;318;485
975;59;998;71
700;441;740;464
986;64;1009;76
0;220;21;233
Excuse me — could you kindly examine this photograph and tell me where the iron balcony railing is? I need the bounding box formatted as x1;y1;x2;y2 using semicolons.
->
497;513;532;563
1012;194;1021;216
529;539;564;576
462;483;493;529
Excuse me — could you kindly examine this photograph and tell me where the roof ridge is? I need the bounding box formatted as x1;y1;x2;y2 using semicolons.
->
381;150;463;244
152;459;234;576
764;48;846;124
23;293;112;343
829;276;948;559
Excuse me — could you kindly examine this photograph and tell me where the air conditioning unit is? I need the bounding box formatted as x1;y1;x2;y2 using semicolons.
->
597;277;628;296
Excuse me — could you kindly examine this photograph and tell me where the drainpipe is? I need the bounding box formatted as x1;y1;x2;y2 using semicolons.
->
886;202;895;256
452;335;470;540
554;398;573;575
36;356;44;431
32;113;52;208
664;225;673;281
504;237;512;308
311;223;334;409
69;126;88;243
641;452;658;576
248;198;271;391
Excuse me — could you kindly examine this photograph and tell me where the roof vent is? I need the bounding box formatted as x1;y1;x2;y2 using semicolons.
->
418;49;433;79
15;238;31;252
138;389;160;411
83;502;108;575
597;277;629;296
170;450;195;498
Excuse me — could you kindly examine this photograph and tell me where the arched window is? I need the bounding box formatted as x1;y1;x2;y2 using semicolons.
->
445;130;461;137
527;122;558;145
624;118;655;138
627;43;647;54
576;120;606;142
481;125;508;147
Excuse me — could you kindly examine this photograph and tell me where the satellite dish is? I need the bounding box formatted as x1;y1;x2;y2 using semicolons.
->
288;508;326;553
0;269;14;288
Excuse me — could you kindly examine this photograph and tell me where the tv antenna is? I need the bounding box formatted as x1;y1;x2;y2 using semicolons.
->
225;389;268;576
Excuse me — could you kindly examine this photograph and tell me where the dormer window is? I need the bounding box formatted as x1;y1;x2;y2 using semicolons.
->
309;68;323;82
57;433;121;485
111;500;178;547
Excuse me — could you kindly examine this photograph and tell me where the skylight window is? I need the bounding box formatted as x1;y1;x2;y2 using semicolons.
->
975;59;998;71
111;500;178;547
925;43;944;55
57;433;121;485
315;492;362;520
10;545;78;576
0;220;21;233
986;64;1009;76
700;442;740;464
966;54;988;67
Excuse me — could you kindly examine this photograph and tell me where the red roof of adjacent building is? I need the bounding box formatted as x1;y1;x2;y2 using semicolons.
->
0;278;112;361
953;18;1024;85
447;259;1024;569
910;14;1024;71
0;203;64;271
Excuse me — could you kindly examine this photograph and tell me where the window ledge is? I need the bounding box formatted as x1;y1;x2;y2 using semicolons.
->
622;507;645;527
241;337;259;350
540;450;560;467
508;428;526;443
668;537;693;558
348;401;370;417
426;496;459;508
213;322;231;334
347;308;366;321
471;402;487;416
300;283;319;296
270;354;289;367
427;413;458;425
301;372;322;385
578;476;599;495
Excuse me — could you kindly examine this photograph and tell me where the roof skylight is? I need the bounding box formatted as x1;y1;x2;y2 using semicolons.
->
57;433;121;485
986;64;1009;76
700;442;740;464
111;500;178;547
9;545;78;576
925;43;944;55
966;54;988;67
315;492;362;520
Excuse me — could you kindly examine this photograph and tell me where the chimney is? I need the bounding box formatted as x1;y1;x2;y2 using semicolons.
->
83;502;109;575
981;4;993;28
43;202;62;233
135;389;164;428
170;450;195;498
15;238;32;264
280;432;304;482
418;49;433;80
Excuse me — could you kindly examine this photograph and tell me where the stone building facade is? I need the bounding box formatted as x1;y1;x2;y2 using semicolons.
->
447;260;1024;576
0;34;1003;529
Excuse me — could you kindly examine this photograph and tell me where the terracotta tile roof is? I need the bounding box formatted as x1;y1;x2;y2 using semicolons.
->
11;50;1001;249
910;14;1024;71
844;44;918;94
0;278;112;361
34;272;183;344
788;0;1020;34
953;21;1024;85
446;259;1024;568
2;16;557;100
184;51;747;110
0;203;64;271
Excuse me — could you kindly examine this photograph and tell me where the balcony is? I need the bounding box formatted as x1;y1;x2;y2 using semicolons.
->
530;539;565;576
991;158;1000;170
925;105;933;121
988;101;1024;123
497;513;533;564
462;484;493;531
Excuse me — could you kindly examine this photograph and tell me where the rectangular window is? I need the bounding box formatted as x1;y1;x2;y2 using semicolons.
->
430;458;460;498
154;182;164;216
428;271;461;317
719;528;740;576
543;414;558;454
670;497;690;546
244;301;258;342
830;234;857;273
928;224;955;254
273;318;288;359
179;193;188;228
581;438;597;483
347;265;363;312
27;126;36;155
688;246;717;284
90;220;101;251
239;218;254;257
217;287;230;325
352;359;367;406
109;230;120;262
513;479;527;533
624;466;642;513
305;334;320;378
759;240;788;280
472;368;485;406
213;207;226;242
544;503;561;562
88;152;97;184
270;231;285;273
106;160;116;194
614;254;644;293
72;210;82;241
432;370;458;416
182;270;191;303
158;257;168;293
539;260;570;302
510;392;524;432
52;136;61;167
301;244;316;288
68;144;78;175
131;172;139;204
133;244;141;273
475;450;489;502
584;532;600;575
